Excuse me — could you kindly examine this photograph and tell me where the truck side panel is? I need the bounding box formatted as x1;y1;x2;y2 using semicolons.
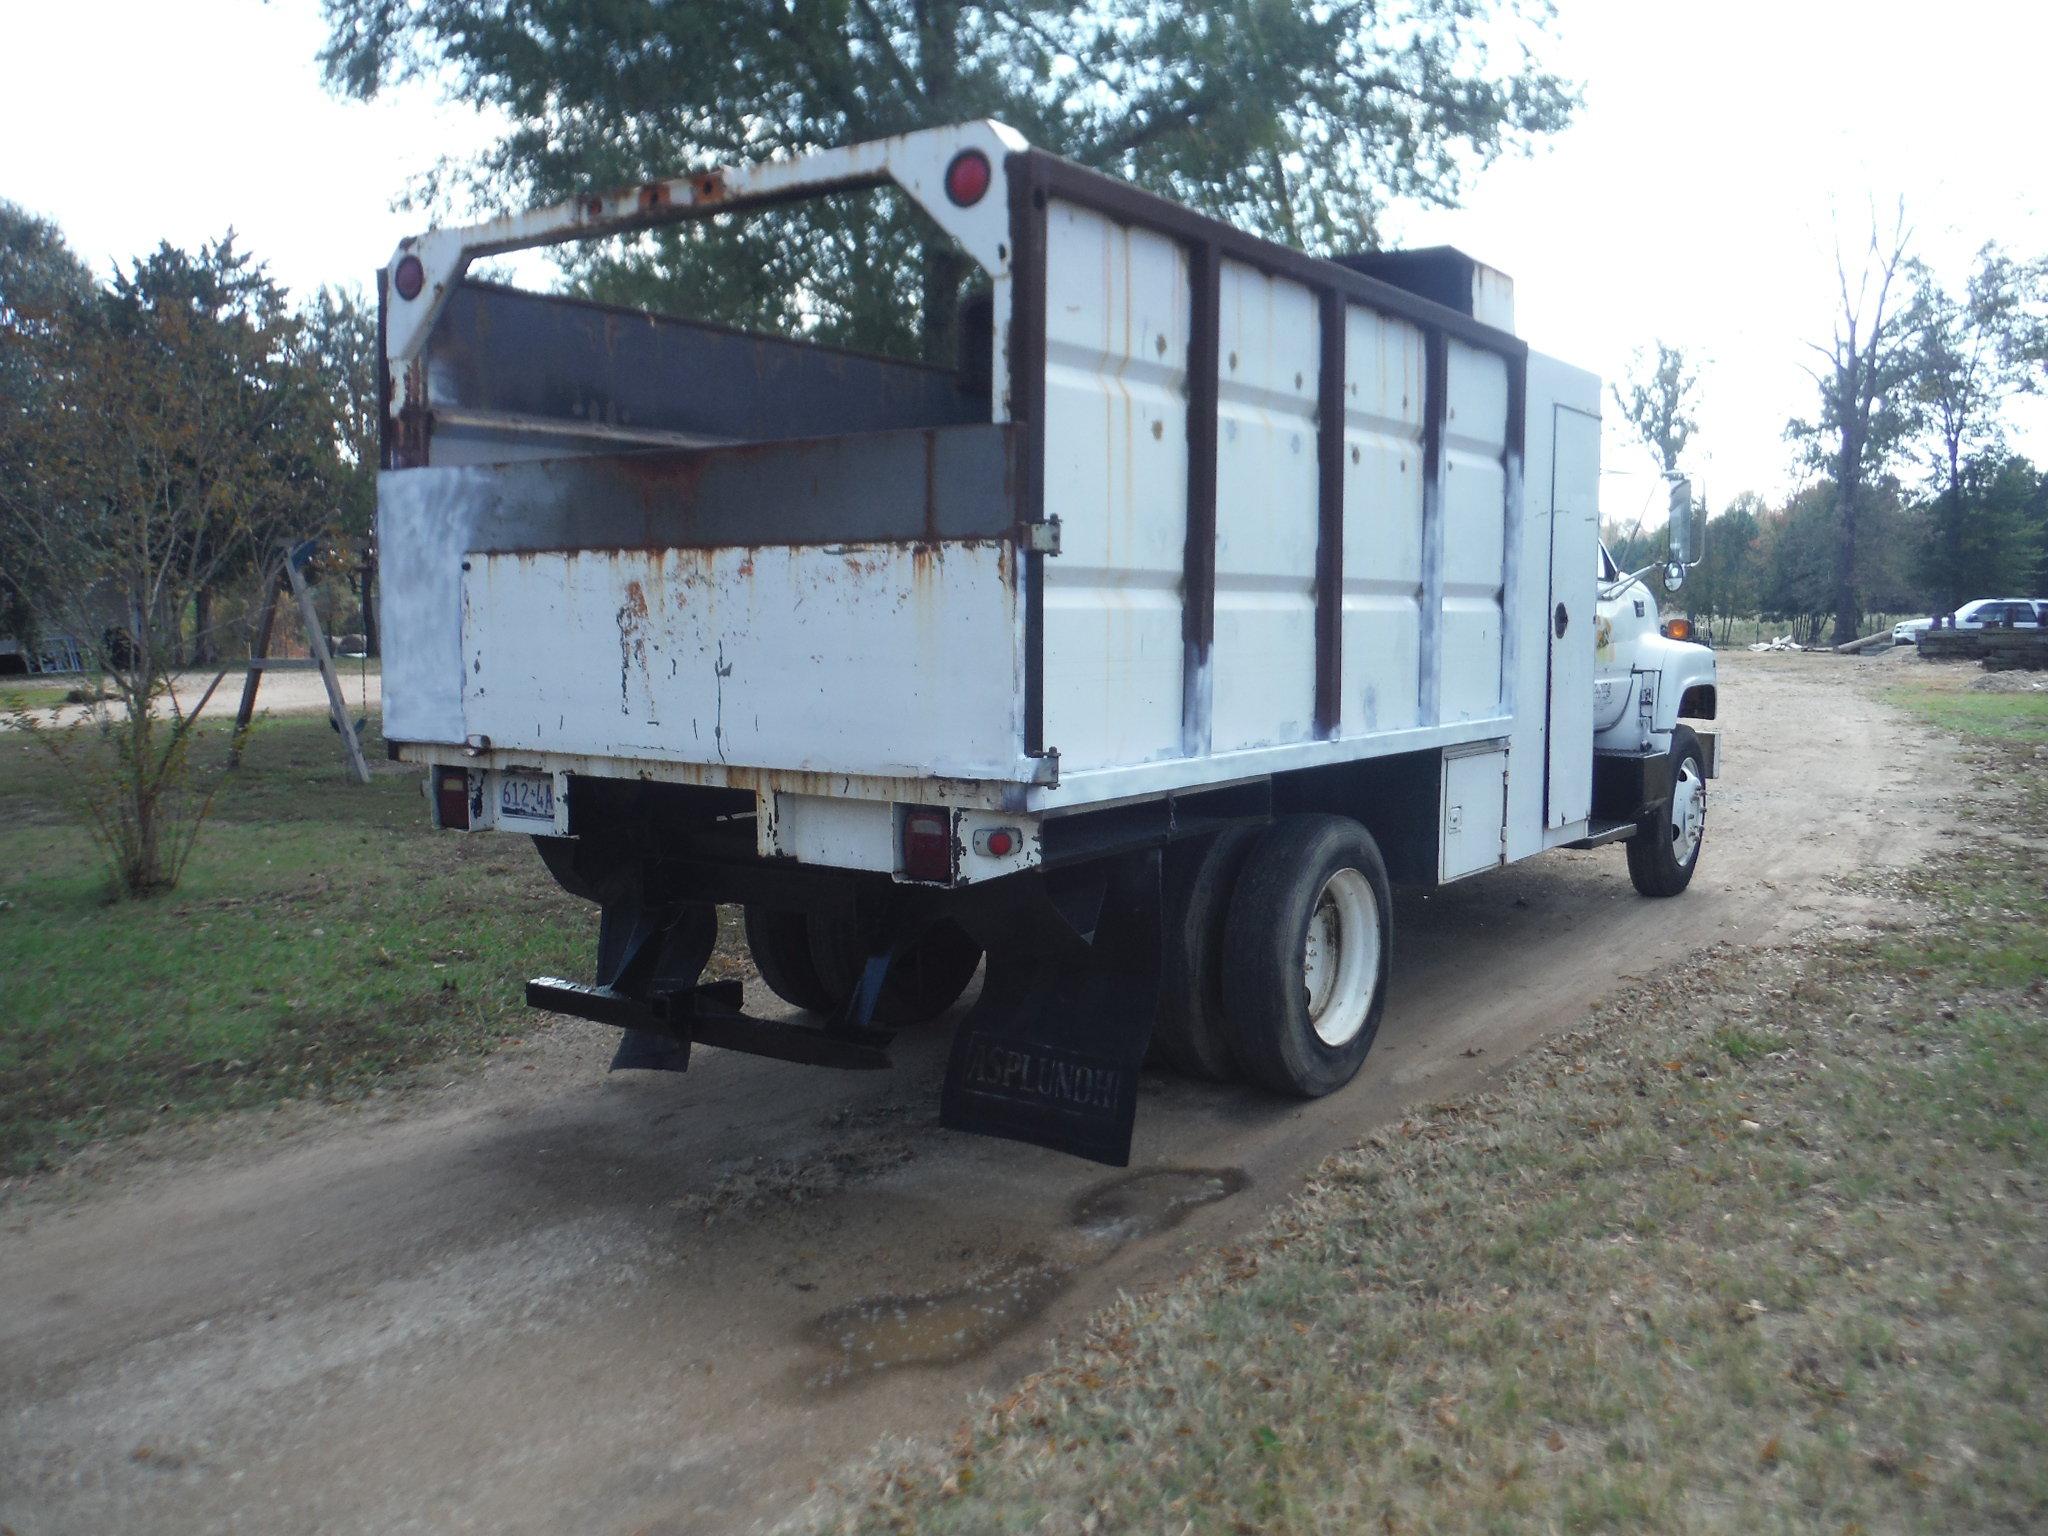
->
1211;258;1320;754
1440;341;1512;724
1031;180;1519;788
1038;203;1191;772
1338;308;1428;737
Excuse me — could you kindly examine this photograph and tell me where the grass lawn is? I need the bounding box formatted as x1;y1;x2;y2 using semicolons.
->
0;681;86;713
815;684;2048;1533
0;712;736;1177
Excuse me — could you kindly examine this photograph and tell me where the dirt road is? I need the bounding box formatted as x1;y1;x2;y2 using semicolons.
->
3;666;380;731
0;652;1956;1536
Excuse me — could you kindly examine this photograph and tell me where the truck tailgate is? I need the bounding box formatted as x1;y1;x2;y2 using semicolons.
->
379;424;1034;783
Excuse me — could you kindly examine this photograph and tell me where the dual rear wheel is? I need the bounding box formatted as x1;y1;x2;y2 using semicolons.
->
741;907;981;1026
1157;814;1394;1099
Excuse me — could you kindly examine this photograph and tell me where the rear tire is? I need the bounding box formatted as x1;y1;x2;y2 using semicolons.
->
742;906;835;1013
1222;815;1393;1099
1152;825;1259;1081
808;916;983;1026
1626;725;1707;898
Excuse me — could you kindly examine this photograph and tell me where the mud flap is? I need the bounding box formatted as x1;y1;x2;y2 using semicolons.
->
941;850;1162;1167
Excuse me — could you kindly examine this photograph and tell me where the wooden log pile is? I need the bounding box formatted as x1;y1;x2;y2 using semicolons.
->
1914;629;2048;670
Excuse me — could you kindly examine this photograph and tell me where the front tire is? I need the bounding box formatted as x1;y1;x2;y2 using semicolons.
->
1222;815;1393;1098
1626;724;1707;898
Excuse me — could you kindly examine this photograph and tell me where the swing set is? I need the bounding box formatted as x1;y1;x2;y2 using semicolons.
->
228;539;371;783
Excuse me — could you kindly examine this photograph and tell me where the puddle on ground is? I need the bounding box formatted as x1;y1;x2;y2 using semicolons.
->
802;1167;1247;1388
1066;1167;1251;1253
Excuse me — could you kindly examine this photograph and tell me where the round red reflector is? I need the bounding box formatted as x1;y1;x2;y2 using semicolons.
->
393;254;425;301
943;150;992;207
987;830;1015;856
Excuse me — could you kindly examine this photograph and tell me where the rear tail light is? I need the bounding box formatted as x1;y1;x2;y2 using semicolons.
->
435;767;472;830
393;253;425;301
943;149;992;207
900;807;955;882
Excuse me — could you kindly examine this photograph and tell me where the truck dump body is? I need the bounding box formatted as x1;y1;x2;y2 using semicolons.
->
376;122;1718;1167
380;124;1551;847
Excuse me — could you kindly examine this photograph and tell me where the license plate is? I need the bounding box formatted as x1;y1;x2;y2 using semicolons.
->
496;773;556;828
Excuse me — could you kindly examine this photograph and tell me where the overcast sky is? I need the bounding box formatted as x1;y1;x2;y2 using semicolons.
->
3;0;2042;525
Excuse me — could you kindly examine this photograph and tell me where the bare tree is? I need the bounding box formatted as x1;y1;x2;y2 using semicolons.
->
1790;207;1919;646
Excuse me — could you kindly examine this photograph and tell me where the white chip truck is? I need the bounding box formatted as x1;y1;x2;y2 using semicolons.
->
377;121;1719;1165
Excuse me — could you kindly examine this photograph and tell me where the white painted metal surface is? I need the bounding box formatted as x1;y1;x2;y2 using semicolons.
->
1211;258;1319;754
1339;307;1427;736
458;543;1028;782
384;120;1027;425
1545;404;1601;827
1038;200;1191;771
1440;743;1509;880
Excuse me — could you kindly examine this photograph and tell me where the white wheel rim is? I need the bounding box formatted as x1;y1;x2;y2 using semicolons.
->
1670;759;1705;866
1302;867;1381;1048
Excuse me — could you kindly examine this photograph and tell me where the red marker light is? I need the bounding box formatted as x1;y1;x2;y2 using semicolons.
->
393;254;425;301
943;150;992;207
986;830;1015;856
435;767;471;830
901;807;954;882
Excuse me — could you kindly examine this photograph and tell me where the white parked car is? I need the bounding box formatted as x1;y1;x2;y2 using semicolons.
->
1951;598;2047;631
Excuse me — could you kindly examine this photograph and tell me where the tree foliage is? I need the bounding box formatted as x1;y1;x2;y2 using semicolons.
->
302;285;381;651
320;0;1575;358
0;202;97;645
1907;246;2048;612
1920;453;2045;609
1611;341;1699;474
1;234;345;895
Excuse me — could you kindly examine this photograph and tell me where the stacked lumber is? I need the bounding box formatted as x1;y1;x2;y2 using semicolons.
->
1914;628;2048;670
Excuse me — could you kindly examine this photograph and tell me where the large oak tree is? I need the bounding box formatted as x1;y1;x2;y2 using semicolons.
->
321;0;1575;358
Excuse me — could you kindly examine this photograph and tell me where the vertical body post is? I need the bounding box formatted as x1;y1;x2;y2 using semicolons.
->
1314;288;1347;738
1181;241;1221;760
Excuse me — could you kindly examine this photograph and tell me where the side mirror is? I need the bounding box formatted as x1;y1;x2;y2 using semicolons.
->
1664;474;1698;566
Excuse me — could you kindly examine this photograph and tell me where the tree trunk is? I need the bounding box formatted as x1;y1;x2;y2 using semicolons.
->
191;583;216;667
1831;434;1862;648
1943;441;1965;615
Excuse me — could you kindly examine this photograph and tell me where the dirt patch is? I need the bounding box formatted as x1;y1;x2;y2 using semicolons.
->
0;653;1974;1536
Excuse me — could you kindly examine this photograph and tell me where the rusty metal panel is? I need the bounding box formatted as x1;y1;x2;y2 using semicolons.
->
1339;306;1428;736
1210;258;1320;754
420;425;1014;555
1038;200;1190;773
422;282;985;464
459;542;1025;781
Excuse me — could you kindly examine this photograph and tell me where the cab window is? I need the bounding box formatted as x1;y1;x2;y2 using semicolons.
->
1598;544;1619;583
